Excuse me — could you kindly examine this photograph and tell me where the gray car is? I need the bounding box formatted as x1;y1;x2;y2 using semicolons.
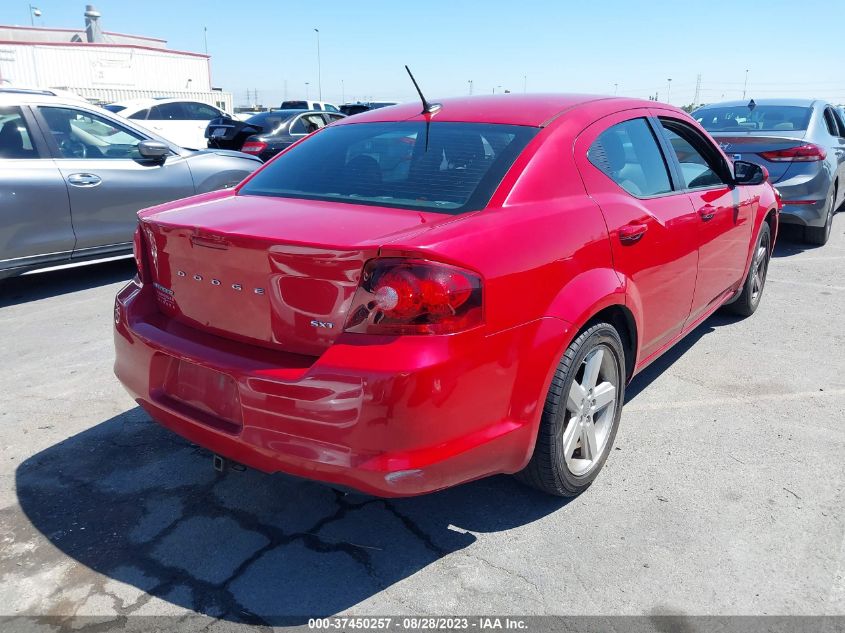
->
693;98;845;245
0;88;261;279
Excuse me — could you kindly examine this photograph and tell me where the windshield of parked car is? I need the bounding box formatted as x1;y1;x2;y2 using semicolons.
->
238;121;538;214
694;105;813;132
102;104;126;113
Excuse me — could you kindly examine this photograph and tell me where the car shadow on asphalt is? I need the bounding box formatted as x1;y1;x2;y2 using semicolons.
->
625;311;739;403
772;224;818;258
14;407;568;624
0;258;136;308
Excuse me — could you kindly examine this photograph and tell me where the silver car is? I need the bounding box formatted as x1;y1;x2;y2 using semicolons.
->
0;88;262;279
693;98;845;245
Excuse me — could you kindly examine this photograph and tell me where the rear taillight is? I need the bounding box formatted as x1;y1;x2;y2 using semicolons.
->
344;259;483;335
759;143;827;162
241;141;267;155
132;225;149;283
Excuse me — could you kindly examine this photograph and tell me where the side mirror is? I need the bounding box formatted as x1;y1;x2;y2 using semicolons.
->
138;140;169;160
733;160;768;186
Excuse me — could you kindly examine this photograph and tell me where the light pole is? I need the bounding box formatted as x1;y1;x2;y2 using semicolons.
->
523;75;527;93
203;26;208;56
613;82;618;95
468;80;473;95
742;69;749;100
666;78;672;103
341;79;345;104
29;4;41;26
314;28;322;101
494;85;502;95
305;81;310;99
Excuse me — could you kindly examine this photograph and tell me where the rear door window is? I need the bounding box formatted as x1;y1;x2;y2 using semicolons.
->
148;103;187;120
128;109;149;120
290;114;326;135
587;118;673;197
0;106;39;158
823;108;840;137
184;102;222;120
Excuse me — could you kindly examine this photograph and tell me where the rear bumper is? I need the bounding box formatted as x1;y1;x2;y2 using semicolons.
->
775;172;831;227
113;280;568;496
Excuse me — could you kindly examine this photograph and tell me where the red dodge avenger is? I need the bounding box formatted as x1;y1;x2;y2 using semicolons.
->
114;94;779;497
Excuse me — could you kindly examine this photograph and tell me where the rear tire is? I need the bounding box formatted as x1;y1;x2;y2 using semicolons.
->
805;187;835;246
517;323;625;497
725;221;771;318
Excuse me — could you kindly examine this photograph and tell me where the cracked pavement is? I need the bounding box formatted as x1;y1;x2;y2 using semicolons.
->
0;219;843;627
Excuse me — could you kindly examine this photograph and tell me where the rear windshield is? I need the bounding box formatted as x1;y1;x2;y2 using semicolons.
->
103;104;125;113
245;111;295;133
280;101;308;110
238;121;538;214
694;105;812;132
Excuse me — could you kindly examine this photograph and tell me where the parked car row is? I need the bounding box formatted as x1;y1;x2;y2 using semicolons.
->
693;98;845;245
205;109;345;161
0;88;260;279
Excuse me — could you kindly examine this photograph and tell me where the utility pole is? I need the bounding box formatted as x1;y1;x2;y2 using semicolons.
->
693;73;701;106
613;83;618;95
666;78;672;104
314;29;322;101
742;69;749;99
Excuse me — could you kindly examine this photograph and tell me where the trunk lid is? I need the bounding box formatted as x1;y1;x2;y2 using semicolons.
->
709;132;808;183
141;193;454;356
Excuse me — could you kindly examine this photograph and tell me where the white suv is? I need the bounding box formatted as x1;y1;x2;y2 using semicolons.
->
104;98;232;149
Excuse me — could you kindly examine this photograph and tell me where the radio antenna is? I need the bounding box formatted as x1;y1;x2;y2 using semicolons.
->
405;65;441;115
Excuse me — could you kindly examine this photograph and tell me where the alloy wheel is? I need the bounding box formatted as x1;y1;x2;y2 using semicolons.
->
562;345;619;476
750;230;771;304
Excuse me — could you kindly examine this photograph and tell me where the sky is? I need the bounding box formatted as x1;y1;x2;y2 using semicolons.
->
3;0;844;108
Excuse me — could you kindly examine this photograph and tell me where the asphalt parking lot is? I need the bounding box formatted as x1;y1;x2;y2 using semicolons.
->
0;218;843;626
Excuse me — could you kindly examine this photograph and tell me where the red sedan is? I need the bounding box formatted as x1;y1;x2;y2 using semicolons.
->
114;94;779;497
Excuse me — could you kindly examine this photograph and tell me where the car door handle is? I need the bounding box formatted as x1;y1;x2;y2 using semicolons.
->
618;223;648;244
66;173;102;187
698;205;717;221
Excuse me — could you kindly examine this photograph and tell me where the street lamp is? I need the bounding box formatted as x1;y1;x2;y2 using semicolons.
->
305;81;310;99
314;29;322;101
468;79;473;96
29;4;41;26
742;69;749;100
613;82;618;95
666;78;672;103
523;75;527;93
493;85;502;95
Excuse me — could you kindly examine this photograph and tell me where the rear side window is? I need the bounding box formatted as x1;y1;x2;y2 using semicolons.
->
239;121;538;214
0;106;38;158
184;102;222;120
588;118;672;197
823;108;840;137
694;105;812;132
290;114;326;135
128;109;149;120
148;103;187;120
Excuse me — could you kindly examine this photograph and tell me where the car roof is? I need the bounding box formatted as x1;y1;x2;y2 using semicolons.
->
698;98;821;108
332;94;657;127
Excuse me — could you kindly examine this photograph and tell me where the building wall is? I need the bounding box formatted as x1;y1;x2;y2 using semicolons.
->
0;43;211;91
